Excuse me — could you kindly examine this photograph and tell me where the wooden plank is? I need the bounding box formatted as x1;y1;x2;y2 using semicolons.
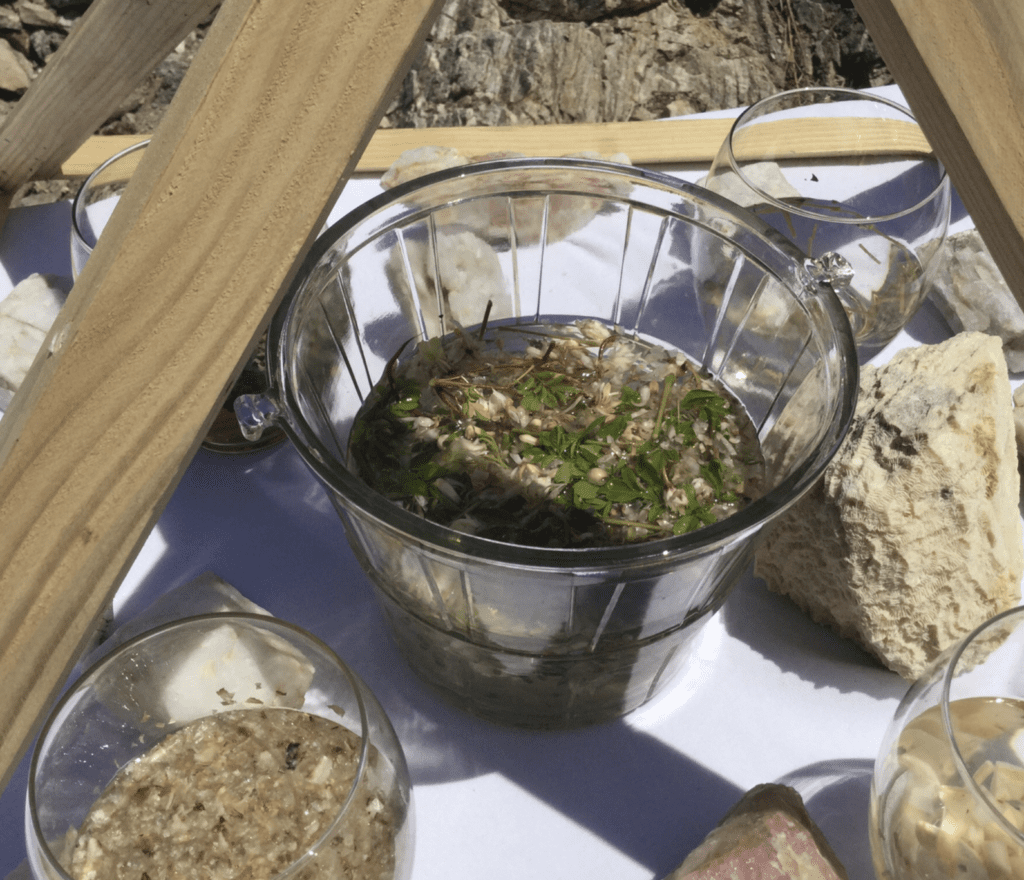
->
0;0;220;230
60;115;933;180
0;0;444;791
852;0;1024;307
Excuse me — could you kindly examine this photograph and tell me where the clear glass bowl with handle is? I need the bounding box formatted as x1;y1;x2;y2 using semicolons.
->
870;606;1024;879
235;158;858;728
27;613;413;880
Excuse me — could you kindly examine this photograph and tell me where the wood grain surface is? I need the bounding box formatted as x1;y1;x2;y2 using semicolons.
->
0;0;445;790
61;115;932;180
852;0;1024;306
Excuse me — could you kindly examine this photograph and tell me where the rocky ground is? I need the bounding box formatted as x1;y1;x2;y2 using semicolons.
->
0;0;891;205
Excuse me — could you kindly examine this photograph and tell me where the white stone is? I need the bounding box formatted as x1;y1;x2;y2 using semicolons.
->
700;160;802;209
388;229;511;338
91;574;315;726
155;622;315;723
928;230;1024;373
16;0;60;28
380;145;469;189
754;332;1023;680
0;273;70;406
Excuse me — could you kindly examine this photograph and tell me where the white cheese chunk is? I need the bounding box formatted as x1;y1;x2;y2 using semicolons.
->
0;273;70;400
156;622;316;723
94;574;317;727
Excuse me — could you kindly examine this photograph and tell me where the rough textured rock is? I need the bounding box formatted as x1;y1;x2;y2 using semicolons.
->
384;0;892;129
0;36;29;92
1;0;891;205
667;784;848;879
929;229;1024;374
754;332;1023;681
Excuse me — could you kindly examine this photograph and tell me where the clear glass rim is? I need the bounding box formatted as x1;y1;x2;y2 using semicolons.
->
27;611;373;880
940;604;1024;847
266;157;858;570
70;138;151;257
723;86;949;224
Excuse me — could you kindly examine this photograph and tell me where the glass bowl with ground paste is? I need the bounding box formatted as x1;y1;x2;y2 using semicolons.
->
235;158;858;728
26;613;412;880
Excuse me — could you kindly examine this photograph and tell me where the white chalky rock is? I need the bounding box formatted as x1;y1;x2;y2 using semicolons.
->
0;273;70;406
95;574;316;727
380;145;469;189
154;622;315;723
929;230;1024;372
754;332;1023;680
701;160;802;208
389;229;511;338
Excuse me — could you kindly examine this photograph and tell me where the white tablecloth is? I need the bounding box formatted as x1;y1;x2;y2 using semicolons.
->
0;86;995;880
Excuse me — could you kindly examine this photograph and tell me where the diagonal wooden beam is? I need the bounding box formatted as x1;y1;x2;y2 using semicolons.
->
0;0;445;791
852;0;1024;308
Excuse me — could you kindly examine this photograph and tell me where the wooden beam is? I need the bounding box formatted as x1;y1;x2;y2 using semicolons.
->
852;0;1024;307
0;0;444;791
60;116;933;179
0;0;221;229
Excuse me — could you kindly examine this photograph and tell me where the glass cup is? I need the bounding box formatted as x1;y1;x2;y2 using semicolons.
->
26;613;413;880
870;606;1024;879
71;140;285;453
704;87;950;356
236;158;858;728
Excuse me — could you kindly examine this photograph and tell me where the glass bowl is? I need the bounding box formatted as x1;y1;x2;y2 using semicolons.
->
26;613;413;880
237;158;858;728
704;87;950;357
870;606;1024;879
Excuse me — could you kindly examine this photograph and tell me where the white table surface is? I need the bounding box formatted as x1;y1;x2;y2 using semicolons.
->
0;86;1001;879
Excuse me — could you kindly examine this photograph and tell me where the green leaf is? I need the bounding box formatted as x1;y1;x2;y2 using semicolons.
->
601;476;644;504
617;385;642;411
573;480;600;505
516;370;575;412
554;459;588;483
680;387;730;433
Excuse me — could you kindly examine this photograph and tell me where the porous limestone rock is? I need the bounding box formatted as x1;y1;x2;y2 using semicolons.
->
666;784;848;880
754;332;1023;680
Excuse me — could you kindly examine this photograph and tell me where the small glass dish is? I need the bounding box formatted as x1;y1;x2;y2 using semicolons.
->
237;158;858;728
870;606;1024;879
704;87;950;356
26;613;413;880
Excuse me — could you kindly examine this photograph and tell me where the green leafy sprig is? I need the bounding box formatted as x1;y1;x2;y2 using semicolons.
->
349;324;759;545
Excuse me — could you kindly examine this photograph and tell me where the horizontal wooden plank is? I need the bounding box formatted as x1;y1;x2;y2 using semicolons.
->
60;115;933;180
